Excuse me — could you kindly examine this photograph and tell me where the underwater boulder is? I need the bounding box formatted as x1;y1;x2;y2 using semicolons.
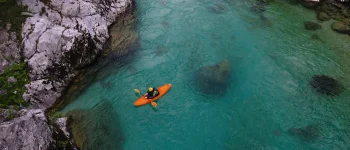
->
66;100;124;150
250;0;269;14
107;8;139;57
288;125;321;141
317;12;331;21
195;59;231;95
309;75;344;96
331;21;350;34
304;21;322;30
207;3;227;14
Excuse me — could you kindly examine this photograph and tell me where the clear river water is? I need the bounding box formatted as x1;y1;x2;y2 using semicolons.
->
60;0;350;149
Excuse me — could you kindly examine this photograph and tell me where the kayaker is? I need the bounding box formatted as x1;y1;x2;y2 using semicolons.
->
145;87;159;99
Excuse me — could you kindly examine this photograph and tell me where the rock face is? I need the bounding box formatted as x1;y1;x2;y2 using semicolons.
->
0;0;133;149
0;109;20;123
20;0;133;109
56;117;70;138
0;29;21;74
195;59;231;95
0;109;53;150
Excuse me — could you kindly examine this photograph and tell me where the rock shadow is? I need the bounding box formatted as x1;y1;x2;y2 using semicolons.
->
288;124;321;141
249;0;273;27
309;75;344;96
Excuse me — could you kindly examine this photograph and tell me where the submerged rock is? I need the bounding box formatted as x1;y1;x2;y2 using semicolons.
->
250;0;271;14
304;21;322;30
154;45;168;57
310;33;324;42
66;100;124;150
259;14;272;27
107;7;139;57
331;21;350;33
310;75;344;96
250;1;267;14
288;125;321;141
207;3;227;14
195;59;231;95
317;12;331;21
249;0;273;28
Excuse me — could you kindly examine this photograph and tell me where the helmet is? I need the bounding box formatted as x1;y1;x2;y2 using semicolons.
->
148;87;154;92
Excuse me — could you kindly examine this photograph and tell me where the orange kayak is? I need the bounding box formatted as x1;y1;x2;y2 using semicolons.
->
134;84;172;106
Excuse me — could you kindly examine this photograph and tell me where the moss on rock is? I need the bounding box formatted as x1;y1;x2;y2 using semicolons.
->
0;63;30;108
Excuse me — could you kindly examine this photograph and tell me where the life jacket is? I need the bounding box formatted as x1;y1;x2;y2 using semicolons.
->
147;87;159;98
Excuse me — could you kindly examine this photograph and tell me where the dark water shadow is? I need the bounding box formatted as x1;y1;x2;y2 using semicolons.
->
288;124;322;142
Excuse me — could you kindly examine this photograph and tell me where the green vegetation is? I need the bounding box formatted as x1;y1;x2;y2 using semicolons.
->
52;112;63;121
0;63;30;108
8;110;15;120
0;0;28;33
47;108;74;150
47;108;65;125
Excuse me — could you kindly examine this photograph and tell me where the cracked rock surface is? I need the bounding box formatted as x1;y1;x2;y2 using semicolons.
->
0;109;52;150
21;0;132;108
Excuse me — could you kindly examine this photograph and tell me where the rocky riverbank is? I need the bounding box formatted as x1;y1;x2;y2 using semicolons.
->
297;0;350;34
0;0;133;149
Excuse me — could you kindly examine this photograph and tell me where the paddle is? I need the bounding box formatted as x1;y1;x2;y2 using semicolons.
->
134;89;157;108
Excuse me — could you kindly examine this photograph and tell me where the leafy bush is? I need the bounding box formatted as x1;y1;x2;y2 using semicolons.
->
0;0;28;33
0;63;30;108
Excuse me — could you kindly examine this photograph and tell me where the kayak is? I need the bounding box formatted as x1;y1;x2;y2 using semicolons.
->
134;84;172;106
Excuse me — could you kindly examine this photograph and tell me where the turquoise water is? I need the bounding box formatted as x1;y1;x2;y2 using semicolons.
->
61;0;350;149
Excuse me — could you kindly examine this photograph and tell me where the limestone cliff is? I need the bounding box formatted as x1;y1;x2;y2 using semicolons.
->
0;0;133;149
